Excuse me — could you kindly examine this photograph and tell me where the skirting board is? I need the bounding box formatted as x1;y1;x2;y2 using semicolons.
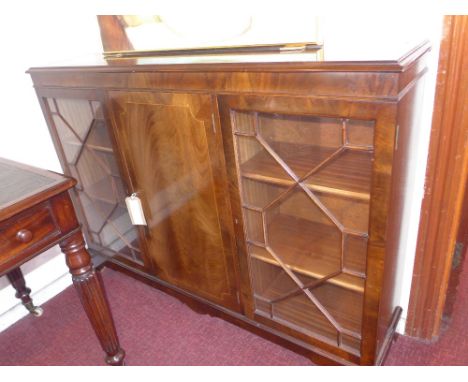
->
396;313;407;334
0;272;72;332
0;252;72;333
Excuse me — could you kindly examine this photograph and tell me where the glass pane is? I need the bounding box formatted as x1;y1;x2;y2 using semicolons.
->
232;109;375;354
86;120;113;150
236;135;291;185
346;119;374;148
52;113;82;163
102;206;134;247
241;178;285;208
68;165;82;189
265;187;342;276
312;278;364;354
243;208;264;245
75;148;121;205
313;279;364;335
79;192;114;233
47;97;143;265
306;150;373;197
344;235;368;276
47;98;57;113
232;110;256;135
55;98;93;140
91;100;104;120
251;259;339;347
342;334;361;354
95;151;123;179
257;112;342;178
311;191;370;234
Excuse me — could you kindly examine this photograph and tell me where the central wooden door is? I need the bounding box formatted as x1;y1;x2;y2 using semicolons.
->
108;91;240;310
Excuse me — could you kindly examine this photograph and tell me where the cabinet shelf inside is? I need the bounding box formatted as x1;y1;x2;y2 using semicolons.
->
248;213;365;293
81;176;127;206
251;258;362;355
240;143;372;201
63;140;114;154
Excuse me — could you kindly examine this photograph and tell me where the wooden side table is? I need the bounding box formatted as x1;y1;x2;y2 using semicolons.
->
0;158;125;366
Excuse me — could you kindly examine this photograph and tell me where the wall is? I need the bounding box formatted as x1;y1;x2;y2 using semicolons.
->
0;11;443;335
391;20;444;333
0;14;103;331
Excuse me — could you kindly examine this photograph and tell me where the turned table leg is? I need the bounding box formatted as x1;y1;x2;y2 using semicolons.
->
59;231;125;366
7;267;43;317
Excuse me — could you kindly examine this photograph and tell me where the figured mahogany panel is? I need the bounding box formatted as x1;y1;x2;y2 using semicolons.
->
108;91;239;310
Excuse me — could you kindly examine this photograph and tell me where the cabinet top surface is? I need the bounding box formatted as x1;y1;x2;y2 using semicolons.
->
28;41;430;73
0;158;75;221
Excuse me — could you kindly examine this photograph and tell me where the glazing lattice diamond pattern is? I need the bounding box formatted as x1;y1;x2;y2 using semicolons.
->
237;112;371;346
48;98;142;264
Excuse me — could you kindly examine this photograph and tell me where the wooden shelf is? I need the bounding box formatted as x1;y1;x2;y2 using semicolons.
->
241;143;372;201
93;238;143;265
105;225;140;251
248;213;365;293
251;259;362;354
116;237;144;265
86;144;113;153
64;140;114;154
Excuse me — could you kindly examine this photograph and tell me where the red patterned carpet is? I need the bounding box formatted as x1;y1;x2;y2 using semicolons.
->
384;257;468;366
0;263;467;366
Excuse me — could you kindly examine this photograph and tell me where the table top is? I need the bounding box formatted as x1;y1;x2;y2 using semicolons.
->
0;158;75;221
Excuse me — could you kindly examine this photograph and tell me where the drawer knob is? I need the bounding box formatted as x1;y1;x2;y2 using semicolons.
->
16;229;33;243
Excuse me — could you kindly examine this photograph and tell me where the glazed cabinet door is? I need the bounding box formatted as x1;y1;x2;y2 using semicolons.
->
38;89;146;268
108;91;240;310
218;94;393;363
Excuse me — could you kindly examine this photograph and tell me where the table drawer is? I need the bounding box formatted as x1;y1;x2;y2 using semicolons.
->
0;202;60;258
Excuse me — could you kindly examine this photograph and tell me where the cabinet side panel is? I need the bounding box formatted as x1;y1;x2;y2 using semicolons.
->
375;71;427;360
